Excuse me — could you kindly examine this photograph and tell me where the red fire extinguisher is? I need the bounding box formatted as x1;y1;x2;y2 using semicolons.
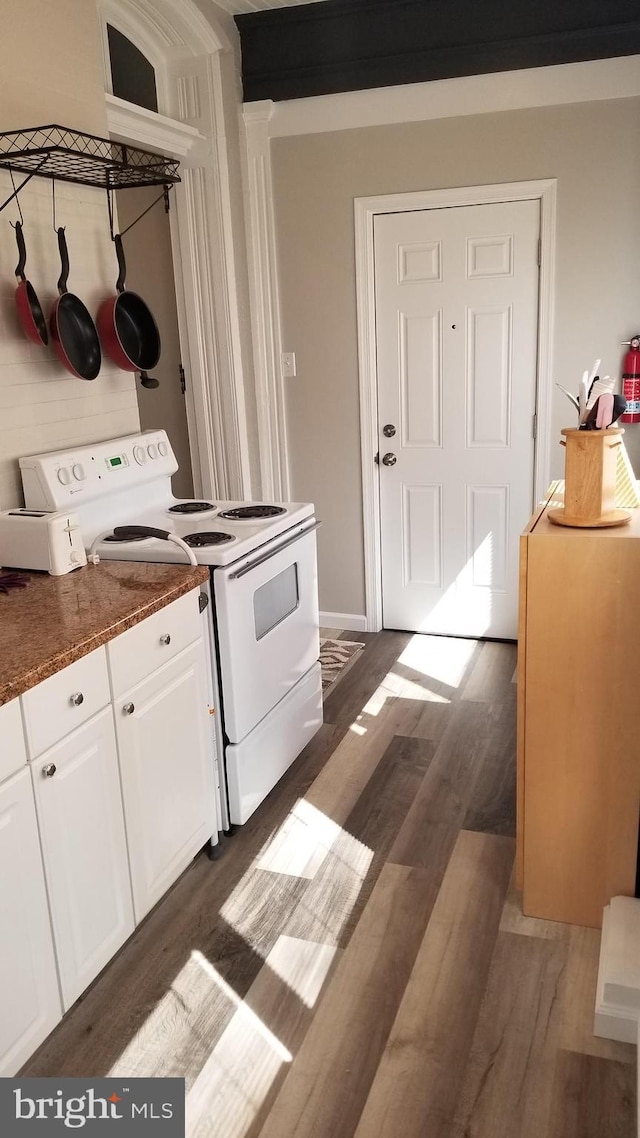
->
621;335;640;423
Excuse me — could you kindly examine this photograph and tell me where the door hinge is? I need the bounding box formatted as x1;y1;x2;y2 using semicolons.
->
374;451;379;465
537;237;541;267
179;365;186;395
532;412;538;440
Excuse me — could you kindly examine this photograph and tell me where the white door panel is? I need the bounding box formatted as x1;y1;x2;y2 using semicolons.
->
375;199;539;638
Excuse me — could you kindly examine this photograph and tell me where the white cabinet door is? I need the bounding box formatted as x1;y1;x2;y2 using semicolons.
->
31;709;134;1011
0;768;61;1075
114;640;215;922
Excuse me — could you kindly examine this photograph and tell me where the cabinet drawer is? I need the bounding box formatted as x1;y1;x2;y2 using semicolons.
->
108;588;203;697
22;648;110;759
0;698;27;784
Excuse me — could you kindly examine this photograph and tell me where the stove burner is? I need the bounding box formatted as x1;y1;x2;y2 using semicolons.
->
104;533;151;544
168;501;216;515
183;531;236;548
219;505;286;521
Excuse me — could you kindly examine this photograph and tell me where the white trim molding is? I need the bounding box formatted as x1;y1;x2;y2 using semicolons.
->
319;612;368;634
106;94;204;156
99;0;253;500
264;54;640;138
355;179;557;632
242;101;290;501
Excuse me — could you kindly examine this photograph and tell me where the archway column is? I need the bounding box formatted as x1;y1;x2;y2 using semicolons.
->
100;0;255;500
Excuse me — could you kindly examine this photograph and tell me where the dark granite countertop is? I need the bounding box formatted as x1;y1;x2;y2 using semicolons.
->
0;561;209;706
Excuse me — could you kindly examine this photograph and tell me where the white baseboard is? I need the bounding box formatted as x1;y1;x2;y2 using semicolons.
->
320;611;368;633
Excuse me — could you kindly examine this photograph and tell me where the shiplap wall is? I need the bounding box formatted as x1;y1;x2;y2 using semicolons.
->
0;172;139;510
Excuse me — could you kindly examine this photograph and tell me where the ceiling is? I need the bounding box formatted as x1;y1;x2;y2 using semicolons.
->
214;0;328;13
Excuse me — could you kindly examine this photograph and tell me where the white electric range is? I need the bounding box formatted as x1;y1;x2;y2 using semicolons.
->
19;429;323;828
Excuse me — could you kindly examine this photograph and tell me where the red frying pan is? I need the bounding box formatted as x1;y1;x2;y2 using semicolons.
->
14;222;48;346
97;234;160;389
50;228;101;381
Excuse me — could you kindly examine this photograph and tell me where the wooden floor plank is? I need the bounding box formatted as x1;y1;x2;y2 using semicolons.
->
462;641;517;704
284;734;434;948
450;929;567;1138
387;701;489;868
500;869;568;941
187;936;342;1138
557;925;637;1065
463;702;516;837
255;863;441;1138
547;1050;637;1138
353;831;514;1138
322;630;412;727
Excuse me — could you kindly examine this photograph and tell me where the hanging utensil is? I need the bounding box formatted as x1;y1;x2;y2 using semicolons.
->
49;228;101;381
97;233;161;389
14;221;48;346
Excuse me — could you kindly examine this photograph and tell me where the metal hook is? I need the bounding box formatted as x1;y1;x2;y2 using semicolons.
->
8;168;24;227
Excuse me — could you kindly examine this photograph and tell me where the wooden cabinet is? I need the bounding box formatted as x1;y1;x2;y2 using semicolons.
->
31;708;135;1009
0;769;61;1075
518;489;640;927
114;640;215;922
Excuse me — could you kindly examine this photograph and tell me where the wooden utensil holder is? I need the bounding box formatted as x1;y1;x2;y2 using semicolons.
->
548;428;631;528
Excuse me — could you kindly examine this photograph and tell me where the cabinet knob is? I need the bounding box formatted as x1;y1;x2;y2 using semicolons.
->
42;763;57;778
123;702;135;715
69;691;84;706
159;633;171;646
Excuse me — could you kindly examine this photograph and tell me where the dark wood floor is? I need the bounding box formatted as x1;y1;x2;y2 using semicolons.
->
23;630;637;1137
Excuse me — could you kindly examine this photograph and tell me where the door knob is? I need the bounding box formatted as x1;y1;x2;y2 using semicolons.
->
42;763;57;778
382;452;397;466
382;424;396;438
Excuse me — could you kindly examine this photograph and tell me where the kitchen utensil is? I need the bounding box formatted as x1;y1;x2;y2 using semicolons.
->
49;228;101;380
0;508;87;574
13;222;48;346
97;234;161;390
596;392;614;429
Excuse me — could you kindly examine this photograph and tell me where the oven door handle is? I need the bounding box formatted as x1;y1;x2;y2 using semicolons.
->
227;520;321;581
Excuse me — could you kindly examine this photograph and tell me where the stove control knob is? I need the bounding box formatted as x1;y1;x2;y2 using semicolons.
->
57;467;71;486
158;441;169;457
147;444;158;460
133;445;147;466
72;463;86;481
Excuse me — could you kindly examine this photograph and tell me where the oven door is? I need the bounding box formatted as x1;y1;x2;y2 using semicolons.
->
213;520;320;743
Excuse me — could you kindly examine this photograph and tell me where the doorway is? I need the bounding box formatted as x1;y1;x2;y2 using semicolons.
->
355;180;557;636
115;187;193;498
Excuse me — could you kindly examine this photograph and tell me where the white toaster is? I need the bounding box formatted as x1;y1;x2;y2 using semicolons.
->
0;509;87;576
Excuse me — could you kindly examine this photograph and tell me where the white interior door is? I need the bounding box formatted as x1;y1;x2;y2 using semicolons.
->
375;198;540;638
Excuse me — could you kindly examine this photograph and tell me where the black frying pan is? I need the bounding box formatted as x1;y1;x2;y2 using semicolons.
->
50;228;101;381
97;234;160;389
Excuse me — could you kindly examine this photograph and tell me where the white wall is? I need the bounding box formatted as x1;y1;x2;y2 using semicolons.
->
0;0;139;511
272;96;640;618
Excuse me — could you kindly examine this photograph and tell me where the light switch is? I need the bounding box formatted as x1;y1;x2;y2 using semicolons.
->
281;351;297;378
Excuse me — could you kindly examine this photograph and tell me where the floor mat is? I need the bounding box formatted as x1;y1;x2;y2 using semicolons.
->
319;637;365;696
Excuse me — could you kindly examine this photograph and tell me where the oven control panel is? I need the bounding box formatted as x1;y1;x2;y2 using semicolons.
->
20;431;178;511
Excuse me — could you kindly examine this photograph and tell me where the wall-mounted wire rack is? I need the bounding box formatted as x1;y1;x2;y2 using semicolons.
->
0;124;180;214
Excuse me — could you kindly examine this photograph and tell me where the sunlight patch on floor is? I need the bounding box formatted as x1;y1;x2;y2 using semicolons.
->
398;633;477;688
186;950;293;1138
255;798;342;880
263;934;336;1009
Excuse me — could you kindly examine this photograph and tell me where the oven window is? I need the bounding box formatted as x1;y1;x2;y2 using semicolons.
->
254;563;299;640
